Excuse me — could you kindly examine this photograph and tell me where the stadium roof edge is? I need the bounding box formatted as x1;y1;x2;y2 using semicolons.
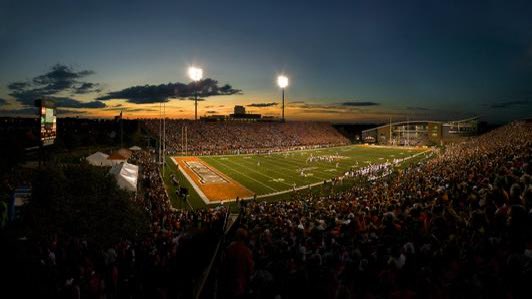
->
361;116;479;133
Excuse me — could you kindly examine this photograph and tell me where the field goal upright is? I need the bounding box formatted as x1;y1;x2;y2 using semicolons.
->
181;125;188;156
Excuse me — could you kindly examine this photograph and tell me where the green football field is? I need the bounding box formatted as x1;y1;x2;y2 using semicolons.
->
204;145;426;193
164;145;429;209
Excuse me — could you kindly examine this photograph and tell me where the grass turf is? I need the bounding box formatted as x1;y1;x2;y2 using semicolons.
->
163;145;429;210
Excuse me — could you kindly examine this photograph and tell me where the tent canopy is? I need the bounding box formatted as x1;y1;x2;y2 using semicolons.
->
109;162;138;192
86;152;112;167
109;148;132;160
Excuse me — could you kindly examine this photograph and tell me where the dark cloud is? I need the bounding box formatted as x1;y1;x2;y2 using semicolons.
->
489;99;530;109
302;109;343;114
51;97;106;108
105;107;156;112
75;82;101;94
7;64;102;108
97;83;178;103
0;98;7;106
406;106;429;111
247;102;278;107
30;64;98;95
56;108;88;115
0;107;88;117
0;107;37;116
7;82;29;91
7;89;44;106
127;108;156;112
97;78;240;104
341;101;380;107
206;110;218;114
293;102;361;114
32;64;92;84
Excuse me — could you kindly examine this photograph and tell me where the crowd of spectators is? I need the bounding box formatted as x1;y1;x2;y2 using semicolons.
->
143;120;350;155
3;120;531;299
20;150;229;298
225;121;532;298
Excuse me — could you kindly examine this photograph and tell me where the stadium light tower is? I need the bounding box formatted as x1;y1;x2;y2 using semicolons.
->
277;75;288;121
188;66;203;120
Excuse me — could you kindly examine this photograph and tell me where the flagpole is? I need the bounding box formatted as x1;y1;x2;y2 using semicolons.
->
162;102;166;176
120;110;123;148
159;102;162;166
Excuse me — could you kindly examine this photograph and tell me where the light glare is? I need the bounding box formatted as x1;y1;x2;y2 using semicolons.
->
277;75;288;88
188;66;203;81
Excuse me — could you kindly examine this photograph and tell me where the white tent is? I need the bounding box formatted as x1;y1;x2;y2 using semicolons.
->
109;162;138;192
129;145;142;151
86;152;112;167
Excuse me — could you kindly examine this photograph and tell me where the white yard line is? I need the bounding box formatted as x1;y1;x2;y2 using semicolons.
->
227;155;330;183
223;158;296;188
196;144;353;158
209;158;280;192
258;156;332;181
237;149;432;201
172;149;432;205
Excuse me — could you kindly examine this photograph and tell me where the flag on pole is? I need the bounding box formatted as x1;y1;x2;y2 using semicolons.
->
114;111;123;121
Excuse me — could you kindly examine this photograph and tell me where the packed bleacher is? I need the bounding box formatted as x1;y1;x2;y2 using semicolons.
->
224;121;532;298
3;150;229;298
143;120;350;155
2;121;531;298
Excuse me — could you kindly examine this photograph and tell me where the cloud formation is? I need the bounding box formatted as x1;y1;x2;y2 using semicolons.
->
0;106;90;117
341;101;380;107
97;78;241;104
289;102;362;114
0;107;37;116
75;82;101;94
406;106;429;111
104;106;157;112
52;97;106;108
247;102;278;107
7;64;105;108
489;99;530;109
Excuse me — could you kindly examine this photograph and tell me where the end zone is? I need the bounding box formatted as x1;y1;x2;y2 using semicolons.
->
171;157;253;204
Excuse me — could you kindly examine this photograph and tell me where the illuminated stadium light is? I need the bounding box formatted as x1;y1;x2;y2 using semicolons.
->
188;66;203;82
277;75;289;121
188;66;203;120
277;75;288;88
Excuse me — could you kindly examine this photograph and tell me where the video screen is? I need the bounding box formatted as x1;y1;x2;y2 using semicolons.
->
40;105;56;145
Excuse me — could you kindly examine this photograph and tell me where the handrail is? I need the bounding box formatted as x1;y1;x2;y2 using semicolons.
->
194;209;235;299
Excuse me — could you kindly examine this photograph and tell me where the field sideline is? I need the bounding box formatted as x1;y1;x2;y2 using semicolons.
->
166;145;430;207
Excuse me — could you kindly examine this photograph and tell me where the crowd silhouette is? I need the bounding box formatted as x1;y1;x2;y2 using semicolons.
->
143;120;350;155
4;121;531;299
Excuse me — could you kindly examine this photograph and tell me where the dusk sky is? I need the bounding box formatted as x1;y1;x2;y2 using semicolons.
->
1;0;531;123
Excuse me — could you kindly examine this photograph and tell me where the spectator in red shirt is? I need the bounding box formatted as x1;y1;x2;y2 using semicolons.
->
223;228;254;298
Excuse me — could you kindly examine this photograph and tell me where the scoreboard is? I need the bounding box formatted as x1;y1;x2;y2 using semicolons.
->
36;100;57;146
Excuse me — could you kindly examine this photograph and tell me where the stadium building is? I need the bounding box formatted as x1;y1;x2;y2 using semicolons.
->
362;117;479;146
201;105;274;121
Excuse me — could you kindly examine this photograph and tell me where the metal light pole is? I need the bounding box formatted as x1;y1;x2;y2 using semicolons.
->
194;89;198;120
282;88;285;121
188;66;203;120
162;101;166;176
159;102;162;164
277;75;288;121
